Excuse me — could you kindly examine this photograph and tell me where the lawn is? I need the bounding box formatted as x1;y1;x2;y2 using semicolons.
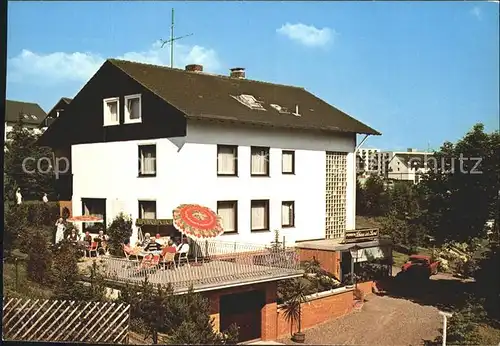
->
3;258;54;299
392;247;434;268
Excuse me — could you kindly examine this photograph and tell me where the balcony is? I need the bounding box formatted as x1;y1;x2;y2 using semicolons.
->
97;240;303;293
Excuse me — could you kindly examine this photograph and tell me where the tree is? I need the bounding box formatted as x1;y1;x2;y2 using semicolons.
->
419;124;500;245
474;245;500;320
52;241;81;299
119;279;239;344
107;213;133;256
26;230;53;284
4;121;55;201
358;174;390;216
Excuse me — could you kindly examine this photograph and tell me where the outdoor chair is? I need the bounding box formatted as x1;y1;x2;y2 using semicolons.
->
177;245;190;267
138;254;161;272
162;252;177;270
124;248;139;262
86;241;99;258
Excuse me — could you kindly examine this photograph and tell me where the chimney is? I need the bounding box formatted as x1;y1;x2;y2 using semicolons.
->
185;64;203;72
230;67;245;79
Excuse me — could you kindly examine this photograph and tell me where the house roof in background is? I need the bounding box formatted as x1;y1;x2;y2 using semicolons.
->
5;100;47;126
109;59;381;135
42;97;74;128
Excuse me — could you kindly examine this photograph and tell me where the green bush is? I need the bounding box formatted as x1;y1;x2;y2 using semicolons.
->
4;201;60;255
26;230;53;284
107;213;133;257
52;241;81;300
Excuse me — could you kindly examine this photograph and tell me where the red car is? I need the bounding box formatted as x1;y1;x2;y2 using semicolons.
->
401;255;440;276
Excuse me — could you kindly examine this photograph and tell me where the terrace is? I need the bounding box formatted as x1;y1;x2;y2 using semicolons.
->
92;240;303;294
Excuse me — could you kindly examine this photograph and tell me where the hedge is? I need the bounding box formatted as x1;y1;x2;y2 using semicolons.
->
5;201;61;227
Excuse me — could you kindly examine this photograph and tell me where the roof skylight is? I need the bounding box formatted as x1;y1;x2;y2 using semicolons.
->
230;94;266;111
31;115;37;119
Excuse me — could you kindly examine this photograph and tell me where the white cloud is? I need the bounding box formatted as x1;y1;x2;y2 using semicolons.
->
276;23;334;48
7;41;221;86
470;6;482;20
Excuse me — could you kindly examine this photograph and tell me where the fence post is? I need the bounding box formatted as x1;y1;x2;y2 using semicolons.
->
15;257;19;292
282;236;286;250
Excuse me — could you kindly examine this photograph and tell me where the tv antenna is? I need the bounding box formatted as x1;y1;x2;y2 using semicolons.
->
160;8;194;68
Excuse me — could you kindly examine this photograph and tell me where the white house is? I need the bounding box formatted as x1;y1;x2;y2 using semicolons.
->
39;60;380;246
5;100;47;141
386;148;434;184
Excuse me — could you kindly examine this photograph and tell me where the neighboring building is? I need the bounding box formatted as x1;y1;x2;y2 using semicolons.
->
38;59;380;246
5;100;47;141
40;97;72;129
385;148;434;184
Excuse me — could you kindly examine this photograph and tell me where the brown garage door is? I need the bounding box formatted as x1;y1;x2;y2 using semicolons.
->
220;290;265;342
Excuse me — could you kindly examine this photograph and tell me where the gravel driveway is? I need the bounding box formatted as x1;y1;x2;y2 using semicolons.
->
279;295;442;345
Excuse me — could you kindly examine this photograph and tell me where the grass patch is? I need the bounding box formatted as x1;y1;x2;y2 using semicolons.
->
3;261;54;299
392;251;408;268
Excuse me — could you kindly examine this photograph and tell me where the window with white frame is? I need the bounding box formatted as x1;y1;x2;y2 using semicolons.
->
282;201;295;228
217;201;237;233
125;94;142;123
282;150;295;174
139;200;156;219
82;198;106;232
251;147;269;176
138;145;156;177
103;97;119;126
217;145;238;176
251;200;269;231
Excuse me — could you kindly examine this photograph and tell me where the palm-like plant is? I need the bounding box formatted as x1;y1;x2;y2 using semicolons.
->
282;279;310;341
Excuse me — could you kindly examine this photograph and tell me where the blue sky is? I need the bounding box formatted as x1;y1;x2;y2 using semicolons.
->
6;1;499;151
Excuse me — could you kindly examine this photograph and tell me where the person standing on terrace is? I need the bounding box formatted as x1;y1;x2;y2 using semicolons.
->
55;218;65;244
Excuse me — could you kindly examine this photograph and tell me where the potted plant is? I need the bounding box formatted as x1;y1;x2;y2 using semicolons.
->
282;279;310;343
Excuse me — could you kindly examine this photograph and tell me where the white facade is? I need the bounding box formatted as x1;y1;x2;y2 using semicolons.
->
386;150;433;184
71;121;357;246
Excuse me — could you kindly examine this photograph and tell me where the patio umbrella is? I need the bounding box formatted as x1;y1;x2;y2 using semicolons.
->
67;215;104;237
172;204;224;263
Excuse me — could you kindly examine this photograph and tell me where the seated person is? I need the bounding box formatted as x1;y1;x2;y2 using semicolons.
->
144;236;162;252
140;233;151;248
83;232;92;247
123;240;138;255
67;229;79;244
176;238;190;256
173;237;182;250
97;230;109;252
162;240;177;255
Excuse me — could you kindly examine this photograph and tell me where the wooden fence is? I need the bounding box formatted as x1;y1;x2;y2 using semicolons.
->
2;298;131;343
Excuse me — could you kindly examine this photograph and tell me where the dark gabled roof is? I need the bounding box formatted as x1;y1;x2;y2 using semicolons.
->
41;97;73;128
5;100;47;126
108;59;380;135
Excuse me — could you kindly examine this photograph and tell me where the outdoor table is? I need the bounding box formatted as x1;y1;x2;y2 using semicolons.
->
137;250;162;257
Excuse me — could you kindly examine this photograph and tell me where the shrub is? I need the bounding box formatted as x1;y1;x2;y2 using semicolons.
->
26;230;53;284
52;240;81;299
119;279;239;344
107;213;133;257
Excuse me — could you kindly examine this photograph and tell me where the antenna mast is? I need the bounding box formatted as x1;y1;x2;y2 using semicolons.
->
160;8;194;68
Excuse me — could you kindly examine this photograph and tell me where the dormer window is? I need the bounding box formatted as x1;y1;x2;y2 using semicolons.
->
125;94;142;124
230;94;266;111
270;103;290;114
103;97;119;126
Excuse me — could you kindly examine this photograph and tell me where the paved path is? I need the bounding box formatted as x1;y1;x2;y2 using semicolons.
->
279;295;442;345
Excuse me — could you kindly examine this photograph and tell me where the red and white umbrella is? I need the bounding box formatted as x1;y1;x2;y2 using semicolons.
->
172;204;224;240
67;215;104;223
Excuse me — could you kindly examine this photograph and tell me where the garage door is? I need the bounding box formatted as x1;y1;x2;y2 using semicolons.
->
220;290;265;342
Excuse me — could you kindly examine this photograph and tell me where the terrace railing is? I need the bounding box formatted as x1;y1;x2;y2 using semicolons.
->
100;240;301;292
